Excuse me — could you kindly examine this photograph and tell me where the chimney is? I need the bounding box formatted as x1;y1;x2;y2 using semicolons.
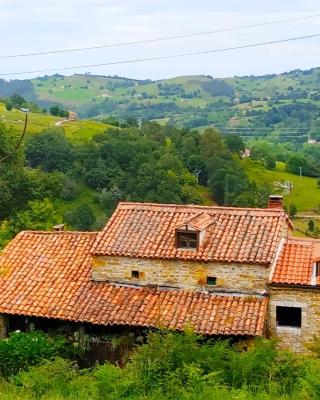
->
53;224;64;232
268;195;283;209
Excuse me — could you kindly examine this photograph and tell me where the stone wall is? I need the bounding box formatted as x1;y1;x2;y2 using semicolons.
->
0;314;7;338
268;286;320;352
92;256;269;292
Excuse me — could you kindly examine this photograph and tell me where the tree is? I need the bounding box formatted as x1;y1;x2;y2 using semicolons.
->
308;219;315;233
288;203;297;217
225;135;245;155
264;155;276;170
26;128;73;172
200;128;227;160
64;203;95;230
5;102;12;111
286;154;319;177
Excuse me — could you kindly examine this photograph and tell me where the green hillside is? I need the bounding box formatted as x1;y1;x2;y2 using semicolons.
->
3;67;317;133
242;159;320;212
0;102;111;141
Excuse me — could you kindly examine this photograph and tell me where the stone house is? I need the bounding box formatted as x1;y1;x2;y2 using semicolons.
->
0;196;319;351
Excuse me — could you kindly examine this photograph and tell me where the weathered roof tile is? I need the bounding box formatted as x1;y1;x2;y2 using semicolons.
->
92;202;289;265
0;231;267;336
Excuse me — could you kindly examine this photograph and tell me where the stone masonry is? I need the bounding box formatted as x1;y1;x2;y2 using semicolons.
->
268;286;320;352
92;256;269;293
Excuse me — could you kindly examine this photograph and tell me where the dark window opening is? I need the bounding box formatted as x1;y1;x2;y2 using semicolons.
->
316;262;320;277
176;231;198;249
276;306;301;328
131;271;139;279
207;277;217;286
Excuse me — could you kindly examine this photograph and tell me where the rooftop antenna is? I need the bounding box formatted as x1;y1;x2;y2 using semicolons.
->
273;180;293;195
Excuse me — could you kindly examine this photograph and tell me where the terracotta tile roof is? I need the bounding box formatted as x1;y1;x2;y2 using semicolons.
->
0;231;267;336
177;213;215;231
271;238;320;285
92;202;290;265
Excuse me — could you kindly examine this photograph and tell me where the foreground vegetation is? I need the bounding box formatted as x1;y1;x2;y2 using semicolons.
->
1;329;320;399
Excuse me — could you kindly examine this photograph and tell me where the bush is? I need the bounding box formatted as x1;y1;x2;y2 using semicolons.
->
289;203;297;217
0;330;319;398
64;203;95;230
5;101;12;111
60;176;80;201
0;332;66;376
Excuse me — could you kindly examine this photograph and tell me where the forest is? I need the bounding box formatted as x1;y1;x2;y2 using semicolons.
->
0;115;273;248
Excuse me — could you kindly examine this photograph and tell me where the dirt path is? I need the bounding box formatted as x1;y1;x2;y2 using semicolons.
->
55;119;68;126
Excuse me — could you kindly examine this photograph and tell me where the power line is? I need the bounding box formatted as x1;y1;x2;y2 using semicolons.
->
1;13;320;60
0;114;28;163
1;32;320;77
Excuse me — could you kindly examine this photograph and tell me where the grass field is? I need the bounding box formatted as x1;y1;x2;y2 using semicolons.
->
61;120;113;141
242;158;320;212
0;103;59;135
0;103;111;141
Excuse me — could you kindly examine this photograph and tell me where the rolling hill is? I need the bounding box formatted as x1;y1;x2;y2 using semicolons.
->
0;102;111;141
1;67;320;134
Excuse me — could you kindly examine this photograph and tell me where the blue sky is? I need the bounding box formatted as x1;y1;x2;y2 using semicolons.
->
0;0;320;80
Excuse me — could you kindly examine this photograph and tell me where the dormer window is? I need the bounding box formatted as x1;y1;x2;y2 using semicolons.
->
311;261;320;285
176;230;198;249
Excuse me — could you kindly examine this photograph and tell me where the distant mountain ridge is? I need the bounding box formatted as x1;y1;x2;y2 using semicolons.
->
1;67;320;131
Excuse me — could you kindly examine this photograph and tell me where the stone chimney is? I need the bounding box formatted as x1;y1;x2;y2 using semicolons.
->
268;195;283;209
53;224;64;232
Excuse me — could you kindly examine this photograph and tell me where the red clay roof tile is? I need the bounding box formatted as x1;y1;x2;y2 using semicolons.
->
92;202;289;264
0;231;267;336
271;238;320;285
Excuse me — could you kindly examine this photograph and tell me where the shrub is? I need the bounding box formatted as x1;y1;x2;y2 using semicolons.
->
308;219;315;233
289;203;297;217
0;331;66;376
60;176;80;201
64;203;95;230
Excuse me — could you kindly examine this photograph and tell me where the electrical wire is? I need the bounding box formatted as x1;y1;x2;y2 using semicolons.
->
0;114;28;163
1;13;320;59
1;32;320;77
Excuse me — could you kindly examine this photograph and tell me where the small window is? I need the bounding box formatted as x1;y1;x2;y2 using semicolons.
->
276;306;301;328
131;270;139;279
207;277;217;286
176;231;198;249
316;262;320;277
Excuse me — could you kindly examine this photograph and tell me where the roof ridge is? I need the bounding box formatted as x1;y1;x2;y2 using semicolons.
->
287;237;320;244
18;230;98;235
117;201;286;213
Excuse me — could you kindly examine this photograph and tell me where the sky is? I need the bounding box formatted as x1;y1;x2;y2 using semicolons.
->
0;0;320;80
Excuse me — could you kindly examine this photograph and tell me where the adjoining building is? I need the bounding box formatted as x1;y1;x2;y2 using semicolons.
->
0;196;319;351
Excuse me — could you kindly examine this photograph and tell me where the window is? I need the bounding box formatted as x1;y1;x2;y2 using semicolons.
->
176;231;198;249
207;277;217;286
316;262;320;277
276;306;301;328
131;270;139;279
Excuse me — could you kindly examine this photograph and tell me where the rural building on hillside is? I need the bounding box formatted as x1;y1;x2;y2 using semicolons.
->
68;110;77;121
0;196;319;351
